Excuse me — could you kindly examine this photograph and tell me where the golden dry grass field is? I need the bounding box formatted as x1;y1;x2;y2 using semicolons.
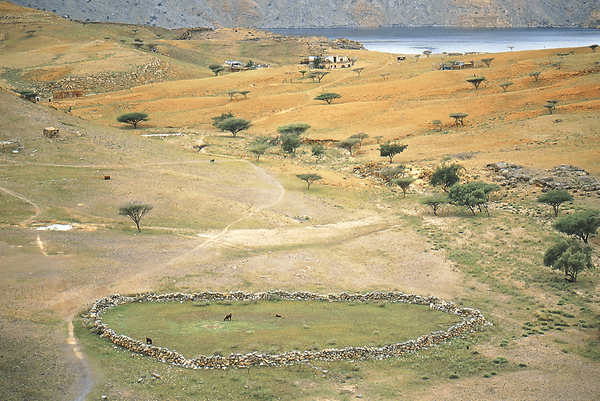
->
1;2;600;400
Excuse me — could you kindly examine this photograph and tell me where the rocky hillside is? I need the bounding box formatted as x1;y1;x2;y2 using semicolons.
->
9;0;600;29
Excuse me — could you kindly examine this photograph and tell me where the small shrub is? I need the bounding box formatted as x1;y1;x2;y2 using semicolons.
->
449;374;460;379
492;357;508;365
518;363;528;368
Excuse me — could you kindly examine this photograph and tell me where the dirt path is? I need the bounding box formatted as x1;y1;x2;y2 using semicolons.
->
0;184;41;225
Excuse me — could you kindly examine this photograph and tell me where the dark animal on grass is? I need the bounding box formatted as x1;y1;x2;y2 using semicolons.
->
210;159;215;163
224;313;232;321
146;337;152;345
275;314;282;318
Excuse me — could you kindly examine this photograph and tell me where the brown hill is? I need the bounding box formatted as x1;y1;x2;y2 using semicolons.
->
7;0;600;28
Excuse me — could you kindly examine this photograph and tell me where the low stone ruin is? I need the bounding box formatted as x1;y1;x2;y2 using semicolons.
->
84;290;491;370
487;162;600;194
43;127;59;138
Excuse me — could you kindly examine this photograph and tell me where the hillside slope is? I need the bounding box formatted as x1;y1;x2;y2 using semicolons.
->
8;0;600;29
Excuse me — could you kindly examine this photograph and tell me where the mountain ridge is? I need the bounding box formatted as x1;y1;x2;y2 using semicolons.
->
7;0;600;29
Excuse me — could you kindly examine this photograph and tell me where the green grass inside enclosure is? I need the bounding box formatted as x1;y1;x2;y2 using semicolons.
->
102;300;461;357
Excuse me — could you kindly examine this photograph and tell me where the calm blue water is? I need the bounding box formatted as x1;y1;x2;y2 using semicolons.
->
268;27;600;54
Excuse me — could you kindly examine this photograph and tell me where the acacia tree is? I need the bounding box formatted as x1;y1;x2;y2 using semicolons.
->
379;165;406;186
544;100;559;115
393;177;415;198
311;143;326;161
277;123;311;136
537;190;573;216
336;138;360;156
421;194;448;216
214;118;252;137
314;92;341;104
350;132;369;146
449;113;468;127
432;119;443;131
280;134;302;156
530;71;542;81
379;143;408;163
296;173;322;190
590;44;598;53
118;202;153;232
481;58;494;68
499;82;513;92
553;210;600;244
466;77;486;90
248;142;270;161
448;181;499;216
430;163;463;192
209;63;225;76
353;67;364;77
543;238;594;282
117;112;149;129
307;71;329;82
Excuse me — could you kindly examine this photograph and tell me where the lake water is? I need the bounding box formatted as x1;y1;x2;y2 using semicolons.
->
268;27;600;54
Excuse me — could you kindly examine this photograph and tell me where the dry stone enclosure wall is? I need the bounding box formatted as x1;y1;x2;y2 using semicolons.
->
84;291;491;370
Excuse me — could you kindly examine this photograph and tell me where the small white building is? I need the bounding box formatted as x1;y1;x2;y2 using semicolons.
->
322;55;353;69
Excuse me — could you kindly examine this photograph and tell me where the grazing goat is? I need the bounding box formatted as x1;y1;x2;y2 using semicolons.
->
146;337;152;345
224;313;232;321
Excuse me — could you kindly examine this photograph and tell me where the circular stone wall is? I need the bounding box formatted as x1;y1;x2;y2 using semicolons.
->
83;290;491;370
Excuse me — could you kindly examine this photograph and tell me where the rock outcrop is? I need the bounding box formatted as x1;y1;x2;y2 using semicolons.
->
12;0;600;29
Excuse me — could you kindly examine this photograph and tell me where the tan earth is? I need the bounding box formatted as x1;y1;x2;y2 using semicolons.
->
0;2;599;400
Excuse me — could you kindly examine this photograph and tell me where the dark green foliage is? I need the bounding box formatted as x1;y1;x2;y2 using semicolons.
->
430;163;462;192
530;71;542;81
537;190;573;216
116;112;149;129
481;58;494;68
499;82;513;92
449;113;468;127
379;143;408;163
307;71;329;82
544;100;559;114
280;134;302;156
208;64;225;76
349;132;369;146
17;90;39;101
211;111;234;127
118;202;153;232
379;165;406;185
553;210;600;243
311;144;326;161
336;138;360;156
421;194;449;216
448;181;499;215
296;173;322;190
590;44;598;53
248;142;270;161
466;77;486;89
314;92;341;104
214;118;252;137
277;123;311;136
393;177;416;198
543;238;594;282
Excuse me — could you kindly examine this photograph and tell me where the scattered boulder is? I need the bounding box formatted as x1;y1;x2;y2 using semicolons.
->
487;162;600;193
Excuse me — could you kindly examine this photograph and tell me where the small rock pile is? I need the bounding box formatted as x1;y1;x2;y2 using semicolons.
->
487;162;600;194
84;290;491;370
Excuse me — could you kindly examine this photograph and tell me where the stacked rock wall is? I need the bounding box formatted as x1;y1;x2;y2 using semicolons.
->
83;291;491;370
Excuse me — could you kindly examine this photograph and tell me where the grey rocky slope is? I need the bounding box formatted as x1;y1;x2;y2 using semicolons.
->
11;0;600;29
